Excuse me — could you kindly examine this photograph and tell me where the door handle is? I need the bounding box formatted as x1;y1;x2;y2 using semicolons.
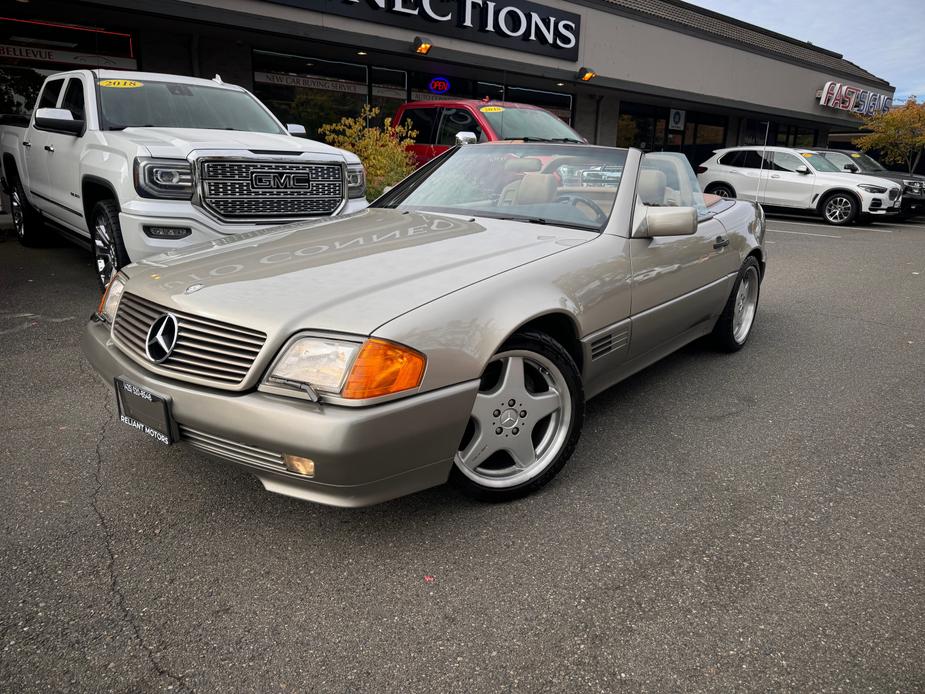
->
23;141;31;148
713;236;729;250
770;174;781;179
44;145;55;152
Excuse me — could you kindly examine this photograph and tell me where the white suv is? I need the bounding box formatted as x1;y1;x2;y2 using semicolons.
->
697;146;902;225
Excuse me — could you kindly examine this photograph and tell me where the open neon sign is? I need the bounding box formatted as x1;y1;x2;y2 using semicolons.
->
428;77;451;95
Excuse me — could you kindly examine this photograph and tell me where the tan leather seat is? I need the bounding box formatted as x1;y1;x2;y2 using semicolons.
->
638;169;667;205
514;173;558;205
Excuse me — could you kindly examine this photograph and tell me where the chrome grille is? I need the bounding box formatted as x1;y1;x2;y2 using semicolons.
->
179;425;286;474
198;159;345;221
112;293;267;387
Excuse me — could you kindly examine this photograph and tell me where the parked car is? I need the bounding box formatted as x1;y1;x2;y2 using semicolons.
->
0;69;368;288
697;146;902;225
394;100;585;166
83;142;766;508
814;149;925;218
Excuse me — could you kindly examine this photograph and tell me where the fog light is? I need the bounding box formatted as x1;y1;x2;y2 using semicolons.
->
283;454;315;477
143;225;192;239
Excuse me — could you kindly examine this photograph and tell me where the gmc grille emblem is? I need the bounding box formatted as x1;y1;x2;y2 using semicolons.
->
251;172;311;189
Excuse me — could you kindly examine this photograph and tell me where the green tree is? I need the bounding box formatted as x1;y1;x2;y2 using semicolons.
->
318;105;417;199
854;99;925;173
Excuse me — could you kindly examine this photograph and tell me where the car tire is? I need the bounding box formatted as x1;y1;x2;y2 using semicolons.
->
91;200;130;290
820;192;858;226
706;183;736;199
10;175;46;247
711;256;761;353
450;331;584;502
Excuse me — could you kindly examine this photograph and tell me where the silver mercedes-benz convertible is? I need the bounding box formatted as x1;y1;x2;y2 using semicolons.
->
83;142;766;507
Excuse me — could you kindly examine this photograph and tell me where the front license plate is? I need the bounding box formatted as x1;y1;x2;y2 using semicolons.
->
114;378;174;445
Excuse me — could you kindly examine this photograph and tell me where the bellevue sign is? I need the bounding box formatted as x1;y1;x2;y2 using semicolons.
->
265;0;581;60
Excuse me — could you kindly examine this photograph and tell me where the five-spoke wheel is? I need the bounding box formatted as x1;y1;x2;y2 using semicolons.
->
452;333;583;501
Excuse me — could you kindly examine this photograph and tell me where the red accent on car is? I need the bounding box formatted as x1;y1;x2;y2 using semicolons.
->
696;166;708;174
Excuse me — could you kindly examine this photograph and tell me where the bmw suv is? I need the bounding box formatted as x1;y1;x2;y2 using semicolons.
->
697;146;903;225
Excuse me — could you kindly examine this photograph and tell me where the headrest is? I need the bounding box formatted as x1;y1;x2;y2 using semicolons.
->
515;173;558;205
638;169;667;205
505;158;542;173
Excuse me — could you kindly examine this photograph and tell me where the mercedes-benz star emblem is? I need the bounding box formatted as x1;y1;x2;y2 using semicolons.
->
145;313;179;363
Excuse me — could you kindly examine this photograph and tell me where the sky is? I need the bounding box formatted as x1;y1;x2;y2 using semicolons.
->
686;0;925;103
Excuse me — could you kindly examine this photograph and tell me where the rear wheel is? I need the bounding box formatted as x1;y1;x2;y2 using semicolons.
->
711;257;761;352
91;200;130;290
450;332;584;502
706;183;736;199
820;192;858;226
11;176;46;247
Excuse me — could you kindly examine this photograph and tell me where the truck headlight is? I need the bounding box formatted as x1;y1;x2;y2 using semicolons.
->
97;274;127;323
346;163;367;199
857;184;887;194
134;158;194;199
265;336;425;400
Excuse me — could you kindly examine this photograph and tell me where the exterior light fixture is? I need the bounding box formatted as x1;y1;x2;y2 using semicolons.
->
556;82;565;87
357;51;367;56
412;36;433;55
577;67;597;81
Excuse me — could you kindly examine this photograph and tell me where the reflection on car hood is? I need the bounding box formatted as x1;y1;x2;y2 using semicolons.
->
126;209;591;337
111;127;356;161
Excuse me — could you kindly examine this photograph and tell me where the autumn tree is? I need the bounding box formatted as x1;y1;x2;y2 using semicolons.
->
318;105;417;199
854;99;925;173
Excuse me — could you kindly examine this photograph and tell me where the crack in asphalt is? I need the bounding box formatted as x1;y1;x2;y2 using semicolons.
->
81;357;194;693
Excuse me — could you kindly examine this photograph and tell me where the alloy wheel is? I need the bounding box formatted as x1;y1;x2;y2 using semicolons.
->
11;187;25;240
824;195;853;223
732;266;759;343
455;350;573;489
94;218;117;288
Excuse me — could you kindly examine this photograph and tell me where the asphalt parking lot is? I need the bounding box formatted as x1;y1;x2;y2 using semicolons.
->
1;213;923;693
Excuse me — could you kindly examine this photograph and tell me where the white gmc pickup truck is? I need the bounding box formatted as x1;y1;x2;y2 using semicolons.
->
1;70;368;288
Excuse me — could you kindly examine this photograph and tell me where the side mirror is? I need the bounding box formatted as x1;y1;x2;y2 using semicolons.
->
795;165;810;175
843;163;859;173
640;206;698;237
34;107;85;136
287;123;307;136
455;131;477;146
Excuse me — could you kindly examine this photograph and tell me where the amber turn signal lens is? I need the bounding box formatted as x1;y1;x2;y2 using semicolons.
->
283;454;315;477
341;339;426;399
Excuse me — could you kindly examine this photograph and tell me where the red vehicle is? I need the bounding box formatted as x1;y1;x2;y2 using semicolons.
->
394;100;585;166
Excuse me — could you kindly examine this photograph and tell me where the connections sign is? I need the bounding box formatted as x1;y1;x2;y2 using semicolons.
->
265;0;581;60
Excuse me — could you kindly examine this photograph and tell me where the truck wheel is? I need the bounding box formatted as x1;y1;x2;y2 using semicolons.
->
91;200;130;290
820;192;858;226
11;177;46;247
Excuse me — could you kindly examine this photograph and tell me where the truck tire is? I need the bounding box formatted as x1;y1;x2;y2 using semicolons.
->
11;176;46;247
91;200;130;290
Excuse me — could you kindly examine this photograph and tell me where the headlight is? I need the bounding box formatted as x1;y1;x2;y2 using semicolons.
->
97;274;126;323
858;184;887;194
265;336;425;400
134;158;193;199
346;163;366;199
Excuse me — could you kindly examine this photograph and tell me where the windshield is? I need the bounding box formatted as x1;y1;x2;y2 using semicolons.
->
833;151;887;172
97;79;284;133
480;106;583;142
375;143;627;231
801;152;841;173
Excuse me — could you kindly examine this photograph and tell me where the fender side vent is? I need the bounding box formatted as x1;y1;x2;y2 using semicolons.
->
590;329;629;360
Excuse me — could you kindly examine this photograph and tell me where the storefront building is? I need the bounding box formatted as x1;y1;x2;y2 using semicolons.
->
1;0;894;165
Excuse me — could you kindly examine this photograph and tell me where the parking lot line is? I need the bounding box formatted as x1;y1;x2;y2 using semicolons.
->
768;228;842;238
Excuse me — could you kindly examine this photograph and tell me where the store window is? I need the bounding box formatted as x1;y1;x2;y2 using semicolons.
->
616;102;727;165
0;16;134;118
371;67;407;127
252;50;369;139
744;119;818;148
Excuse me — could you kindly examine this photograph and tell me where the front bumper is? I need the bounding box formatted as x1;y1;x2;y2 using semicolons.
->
859;190;903;215
117;198;369;263
82;320;478;507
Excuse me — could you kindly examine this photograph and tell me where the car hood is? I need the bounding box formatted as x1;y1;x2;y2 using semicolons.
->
113;127;357;162
818;171;904;190
125;209;592;337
